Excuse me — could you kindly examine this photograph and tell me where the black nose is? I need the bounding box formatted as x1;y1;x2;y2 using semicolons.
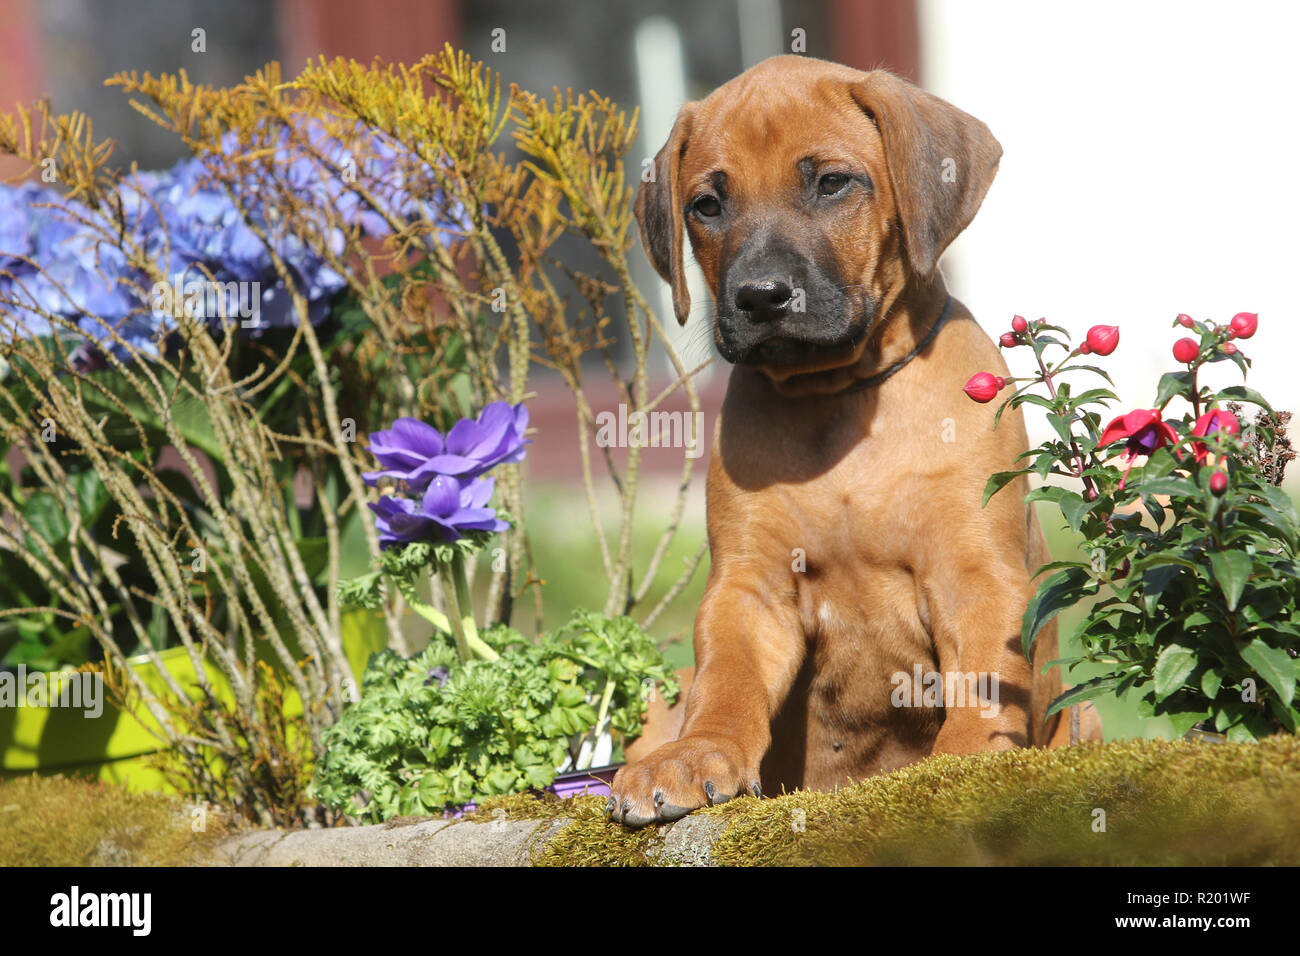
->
734;278;793;320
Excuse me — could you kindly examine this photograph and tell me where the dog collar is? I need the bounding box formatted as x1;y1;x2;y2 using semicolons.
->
842;294;954;393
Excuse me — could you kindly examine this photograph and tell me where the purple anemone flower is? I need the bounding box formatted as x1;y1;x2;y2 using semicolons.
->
363;401;529;491
368;474;507;548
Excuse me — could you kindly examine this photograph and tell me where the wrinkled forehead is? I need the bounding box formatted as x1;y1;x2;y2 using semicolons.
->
680;69;884;194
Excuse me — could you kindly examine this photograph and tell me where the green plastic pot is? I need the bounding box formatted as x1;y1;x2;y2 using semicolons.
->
0;609;388;792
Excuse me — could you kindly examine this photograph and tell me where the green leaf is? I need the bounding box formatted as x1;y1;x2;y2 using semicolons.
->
1030;559;1090;578
1214;384;1273;414
1013;393;1059;413
1059;492;1095;533
1140;563;1182;615
1045;675;1124;718
1046;413;1074;444
22;491;70;546
1025;485;1069;506
1137;476;1198;498
1166;708;1212;737
1201;667;1224;699
1211;382;1274;413
1155;370;1195;409
1022;566;1094;657
1207;550;1251;611
1152;643;1197;701
982;469;1029;507
1053;363;1115;385
70;470;110;526
1068;388;1119;407
1239;638;1295;706
555;684;587;708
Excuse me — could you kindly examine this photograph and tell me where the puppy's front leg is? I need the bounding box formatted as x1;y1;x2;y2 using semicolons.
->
927;565;1037;754
607;579;803;827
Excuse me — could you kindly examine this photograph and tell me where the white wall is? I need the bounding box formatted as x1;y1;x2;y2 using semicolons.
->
920;0;1299;457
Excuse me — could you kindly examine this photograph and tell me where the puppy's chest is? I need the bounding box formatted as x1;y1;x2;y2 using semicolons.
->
779;436;931;564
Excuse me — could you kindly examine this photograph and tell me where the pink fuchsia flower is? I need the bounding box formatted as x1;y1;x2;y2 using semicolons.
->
1230;312;1258;338
1085;325;1119;356
1190;409;1240;464
1176;313;1195;328
999;332;1018;348
1210;470;1228;495
1011;315;1028;333
1222;342;1238;355
1098;408;1180;489
963;372;1006;403
1172;338;1199;363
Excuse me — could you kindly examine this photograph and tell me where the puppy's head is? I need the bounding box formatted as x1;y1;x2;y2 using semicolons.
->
635;56;1001;380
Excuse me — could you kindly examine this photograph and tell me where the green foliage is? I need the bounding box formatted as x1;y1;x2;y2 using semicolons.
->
309;609;679;823
988;315;1298;740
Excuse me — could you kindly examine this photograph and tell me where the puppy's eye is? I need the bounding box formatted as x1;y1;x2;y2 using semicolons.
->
817;173;851;197
693;195;722;218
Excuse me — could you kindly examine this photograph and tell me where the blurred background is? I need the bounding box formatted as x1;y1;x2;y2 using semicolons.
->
1;0;1295;738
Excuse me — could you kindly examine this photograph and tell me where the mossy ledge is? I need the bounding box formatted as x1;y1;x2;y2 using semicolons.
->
0;774;231;866
10;739;1300;865
491;737;1300;866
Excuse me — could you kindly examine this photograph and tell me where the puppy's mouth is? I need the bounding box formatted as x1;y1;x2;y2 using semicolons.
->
733;320;871;370
740;336;826;366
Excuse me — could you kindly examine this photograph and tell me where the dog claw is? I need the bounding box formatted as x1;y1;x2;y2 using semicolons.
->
704;781;716;802
605;796;616;817
750;781;763;799
658;802;692;822
653;788;665;808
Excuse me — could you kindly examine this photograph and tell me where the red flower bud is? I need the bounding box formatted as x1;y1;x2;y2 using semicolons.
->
1223;342;1238;355
1085;324;1119;356
963;372;1004;403
999;332;1018;348
1176;313;1195;328
1210;470;1228;495
1011;315;1028;333
1172;337;1200;363
1080;342;1092;354
1229;312;1258;339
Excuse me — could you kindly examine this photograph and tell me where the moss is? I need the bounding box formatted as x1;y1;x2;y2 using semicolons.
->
10;740;1300;866
708;738;1300;865
0;773;233;866
464;791;574;822
530;795;669;866
480;738;1300;865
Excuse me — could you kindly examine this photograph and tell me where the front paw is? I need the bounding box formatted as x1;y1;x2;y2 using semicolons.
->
606;736;761;828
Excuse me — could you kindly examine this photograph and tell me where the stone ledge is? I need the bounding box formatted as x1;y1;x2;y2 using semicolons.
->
204;812;727;866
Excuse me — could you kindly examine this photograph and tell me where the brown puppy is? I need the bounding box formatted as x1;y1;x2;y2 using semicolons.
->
609;55;1099;828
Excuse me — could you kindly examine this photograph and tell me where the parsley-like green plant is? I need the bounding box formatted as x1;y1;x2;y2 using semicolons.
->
310;609;678;821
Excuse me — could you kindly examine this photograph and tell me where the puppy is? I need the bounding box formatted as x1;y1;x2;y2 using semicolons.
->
610;56;1099;828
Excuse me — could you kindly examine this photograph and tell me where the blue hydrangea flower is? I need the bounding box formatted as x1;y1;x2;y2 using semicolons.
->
0;112;471;361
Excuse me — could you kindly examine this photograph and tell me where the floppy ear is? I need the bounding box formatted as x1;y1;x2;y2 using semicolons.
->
634;104;695;325
850;72;1001;280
